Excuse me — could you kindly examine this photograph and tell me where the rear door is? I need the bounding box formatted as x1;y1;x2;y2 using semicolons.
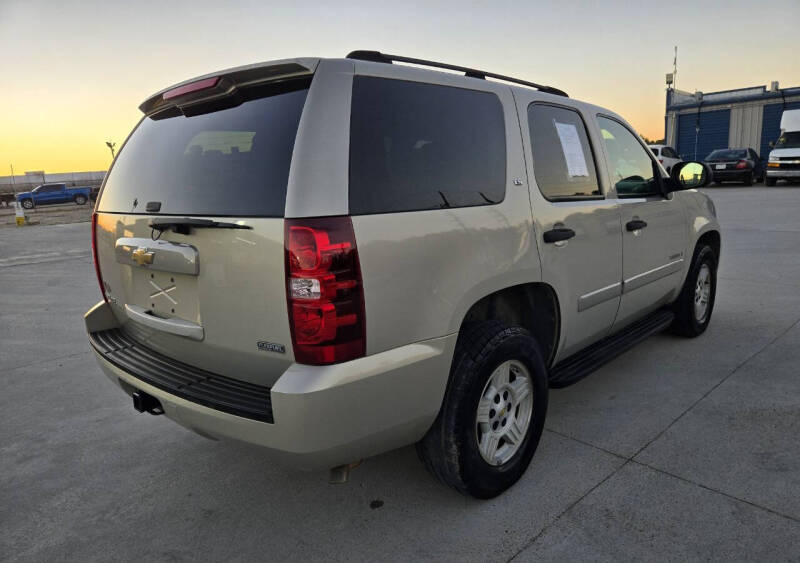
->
37;185;58;204
94;76;311;387
515;97;623;361
55;185;70;203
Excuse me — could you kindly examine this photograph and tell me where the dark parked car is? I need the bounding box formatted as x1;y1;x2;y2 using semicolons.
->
704;148;764;185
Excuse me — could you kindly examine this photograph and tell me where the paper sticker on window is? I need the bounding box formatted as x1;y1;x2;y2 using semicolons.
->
554;121;589;177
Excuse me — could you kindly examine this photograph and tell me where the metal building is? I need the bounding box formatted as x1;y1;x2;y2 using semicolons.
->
664;82;800;161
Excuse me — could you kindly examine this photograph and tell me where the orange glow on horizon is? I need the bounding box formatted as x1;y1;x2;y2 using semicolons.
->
2;0;799;174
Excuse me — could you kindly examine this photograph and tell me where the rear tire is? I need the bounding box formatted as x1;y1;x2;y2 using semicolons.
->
416;321;548;498
671;244;717;337
765;176;777;187
743;172;753;186
75;195;87;205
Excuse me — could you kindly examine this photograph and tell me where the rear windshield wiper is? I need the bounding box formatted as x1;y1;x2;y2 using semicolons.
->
149;217;253;236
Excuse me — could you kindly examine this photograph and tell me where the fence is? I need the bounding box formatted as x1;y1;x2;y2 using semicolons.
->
0;171;107;195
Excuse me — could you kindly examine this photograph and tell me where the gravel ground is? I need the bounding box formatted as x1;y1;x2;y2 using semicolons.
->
0;201;93;228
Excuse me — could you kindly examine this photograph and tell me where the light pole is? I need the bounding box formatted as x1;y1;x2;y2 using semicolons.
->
105;141;117;160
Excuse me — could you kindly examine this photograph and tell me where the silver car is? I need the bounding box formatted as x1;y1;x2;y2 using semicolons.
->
85;51;720;498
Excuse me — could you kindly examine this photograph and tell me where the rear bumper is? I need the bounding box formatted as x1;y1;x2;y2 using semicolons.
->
85;301;456;470
711;169;751;182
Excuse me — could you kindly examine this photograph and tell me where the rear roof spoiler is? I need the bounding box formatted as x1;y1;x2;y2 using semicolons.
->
139;57;319;116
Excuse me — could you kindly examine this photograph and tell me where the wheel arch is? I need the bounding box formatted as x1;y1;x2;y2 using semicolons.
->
459;283;560;368
697;229;721;263
674;227;721;300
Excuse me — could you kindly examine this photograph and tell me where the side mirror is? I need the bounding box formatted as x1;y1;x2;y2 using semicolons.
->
667;161;711;192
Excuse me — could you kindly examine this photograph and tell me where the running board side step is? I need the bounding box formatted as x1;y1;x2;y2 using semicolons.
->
548;309;675;388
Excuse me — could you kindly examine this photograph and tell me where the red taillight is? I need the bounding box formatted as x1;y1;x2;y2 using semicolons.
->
91;212;108;303
285;216;365;365
658;159;664;164
735;160;748;169
163;76;220;100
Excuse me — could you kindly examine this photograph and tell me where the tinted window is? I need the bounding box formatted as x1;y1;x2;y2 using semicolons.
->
663;147;678;158
528;104;600;200
649;146;660;156
706;149;747;160
98;81;309;217
349;77;506;214
597;116;660;197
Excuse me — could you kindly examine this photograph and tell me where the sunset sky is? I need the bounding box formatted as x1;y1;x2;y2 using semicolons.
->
2;0;799;174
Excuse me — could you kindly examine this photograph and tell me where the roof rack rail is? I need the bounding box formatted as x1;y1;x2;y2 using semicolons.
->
346;50;568;98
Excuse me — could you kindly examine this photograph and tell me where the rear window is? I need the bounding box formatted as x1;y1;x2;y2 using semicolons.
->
706;149;747;160
349;76;506;215
98;81;309;217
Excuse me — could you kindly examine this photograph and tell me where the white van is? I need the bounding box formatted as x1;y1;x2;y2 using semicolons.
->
766;109;800;186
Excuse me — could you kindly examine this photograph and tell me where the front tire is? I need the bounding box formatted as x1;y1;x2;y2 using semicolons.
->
671;244;717;337
417;321;548;498
765;176;777;187
21;199;34;209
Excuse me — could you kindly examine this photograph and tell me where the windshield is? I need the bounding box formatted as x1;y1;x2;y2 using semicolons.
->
775;132;800;149
706;149;747;160
98;80;309;217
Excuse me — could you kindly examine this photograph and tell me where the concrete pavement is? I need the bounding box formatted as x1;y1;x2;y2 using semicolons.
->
1;187;798;561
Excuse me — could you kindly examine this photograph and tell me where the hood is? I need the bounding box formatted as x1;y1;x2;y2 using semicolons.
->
16;191;32;199
768;147;800;159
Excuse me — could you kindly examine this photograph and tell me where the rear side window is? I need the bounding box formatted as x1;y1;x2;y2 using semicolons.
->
98;81;309;217
663;147;678;158
528;104;601;200
650;147;660;156
349;77;506;215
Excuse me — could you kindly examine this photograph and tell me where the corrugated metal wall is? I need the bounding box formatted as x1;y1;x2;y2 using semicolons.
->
676;109;730;161
728;105;763;152
760;102;800;158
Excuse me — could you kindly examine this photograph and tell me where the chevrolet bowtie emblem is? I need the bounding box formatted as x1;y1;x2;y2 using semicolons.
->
132;247;154;266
